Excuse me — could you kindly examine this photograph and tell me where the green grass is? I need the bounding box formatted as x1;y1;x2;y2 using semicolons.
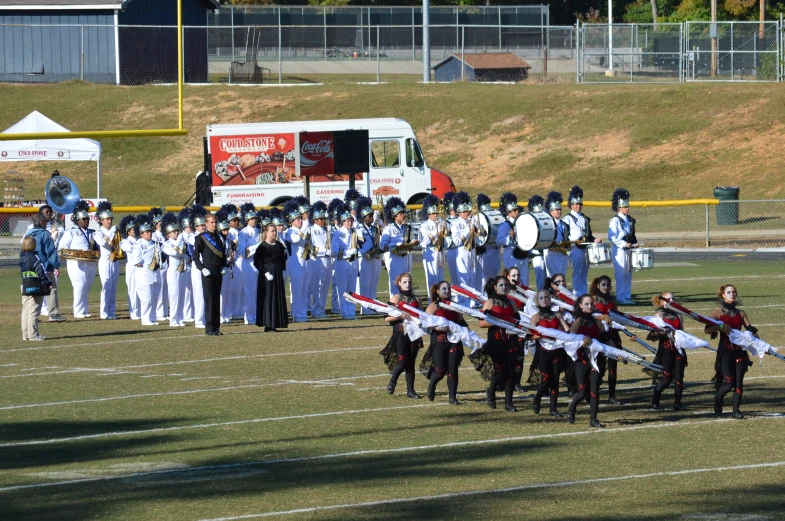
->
1;259;785;519
1;82;784;204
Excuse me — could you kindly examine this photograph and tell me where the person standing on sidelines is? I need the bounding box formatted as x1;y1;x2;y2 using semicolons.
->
20;235;50;341
528;195;548;291
95;201;120;320
564;186;600;296
308;202;332;319
118;215;139;320
543;191;570;280
194;213;226;336
161;212;187;327
418;195;444;299
496;192;529;287
608;188;638;304
130;215;161;326
58;199;98;319
380;197;417;298
331;203;360;320
187;205;208;329
283;200;312;323
24;210;64;322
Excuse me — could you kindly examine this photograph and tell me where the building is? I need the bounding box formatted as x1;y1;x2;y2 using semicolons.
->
0;0;218;85
432;52;532;83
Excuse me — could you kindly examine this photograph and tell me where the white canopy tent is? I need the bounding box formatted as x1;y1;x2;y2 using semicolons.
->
0;111;104;197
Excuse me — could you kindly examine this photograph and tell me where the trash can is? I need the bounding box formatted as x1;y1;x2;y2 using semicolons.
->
713;186;740;225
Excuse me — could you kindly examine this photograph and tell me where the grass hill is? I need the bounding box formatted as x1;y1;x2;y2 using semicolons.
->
1;80;783;205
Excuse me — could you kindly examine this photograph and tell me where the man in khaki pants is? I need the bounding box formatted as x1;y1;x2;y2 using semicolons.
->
24;211;65;322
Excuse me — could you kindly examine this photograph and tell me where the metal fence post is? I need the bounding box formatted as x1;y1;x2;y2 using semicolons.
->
461;25;465;80
80;25;84;82
705;203;710;247
730;22;734;80
412;8;416;60
278;23;282;84
323;8;327;61
376;26;380;83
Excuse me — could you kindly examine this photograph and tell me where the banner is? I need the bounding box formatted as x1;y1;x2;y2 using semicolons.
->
210;133;297;187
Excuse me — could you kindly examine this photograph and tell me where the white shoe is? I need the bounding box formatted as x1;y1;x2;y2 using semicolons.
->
41;310;49;317
178;322;186;327
28;335;46;341
183;318;195;323
141;322;159;326
170;323;185;327
195;324;206;329
157;316;169;321
131;316;141;320
74;314;92;319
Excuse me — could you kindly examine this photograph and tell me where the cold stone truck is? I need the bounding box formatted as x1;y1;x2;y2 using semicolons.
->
202;118;456;208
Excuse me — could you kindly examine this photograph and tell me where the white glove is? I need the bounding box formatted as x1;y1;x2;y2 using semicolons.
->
344;248;357;257
201;268;210;277
265;272;273;281
220;268;226;276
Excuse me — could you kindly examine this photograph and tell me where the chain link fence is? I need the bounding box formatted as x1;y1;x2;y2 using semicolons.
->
579;23;683;83
685;21;780;82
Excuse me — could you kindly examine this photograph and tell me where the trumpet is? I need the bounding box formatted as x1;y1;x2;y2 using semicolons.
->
299;228;312;260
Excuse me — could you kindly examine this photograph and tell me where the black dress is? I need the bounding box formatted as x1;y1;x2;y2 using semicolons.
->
253;240;288;330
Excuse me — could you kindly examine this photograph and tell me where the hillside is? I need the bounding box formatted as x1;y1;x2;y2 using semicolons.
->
1;81;783;205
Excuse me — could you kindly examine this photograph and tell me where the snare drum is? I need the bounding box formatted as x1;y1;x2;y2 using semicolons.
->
514;211;556;251
631;248;654;270
586;243;611;265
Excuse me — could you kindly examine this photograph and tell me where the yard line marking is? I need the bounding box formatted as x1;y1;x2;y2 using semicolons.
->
0;373;389;411
195;460;785;520
0;347;380;379
0;403;449;448
634;274;785;284
1;415;783;493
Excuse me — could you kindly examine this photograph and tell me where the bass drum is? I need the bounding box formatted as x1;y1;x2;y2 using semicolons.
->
514;211;557;251
476;210;504;247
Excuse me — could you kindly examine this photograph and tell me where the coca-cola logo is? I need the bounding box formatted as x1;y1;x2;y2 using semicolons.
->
301;140;332;156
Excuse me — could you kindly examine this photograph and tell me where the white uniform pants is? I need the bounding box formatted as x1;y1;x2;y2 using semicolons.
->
480;247;501;291
166;267;186;326
334;259;359;318
67;259;96;317
531;254;547;291
544;250;569;280
288;258;311;321
240;258;258;324
612;246;632;302
190;261;204;327
357;256;382;314
182;269;193;321
155;268;168;319
309;256;331;317
502;249;530;288
454;249;475;307
569;247;589;296
385;253;411;297
445;248;459;284
99;258;120;319
136;269;161;325
330;264;339;312
126;263;140;319
422;248;444;300
229;262;244;318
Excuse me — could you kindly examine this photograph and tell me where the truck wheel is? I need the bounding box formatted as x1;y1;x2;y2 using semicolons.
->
407;194;428;206
269;197;291;208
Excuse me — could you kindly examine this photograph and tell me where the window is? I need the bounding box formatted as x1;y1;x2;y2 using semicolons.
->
405;138;424;168
370;140;400;168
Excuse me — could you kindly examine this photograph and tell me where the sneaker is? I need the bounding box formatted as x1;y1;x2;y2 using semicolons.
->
183;318;195;323
731;411;744;420
589;419;606;428
48;314;67;323
74;314;92;319
29;335;47;341
607;397;624;406
195;324;206;329
674;403;688;412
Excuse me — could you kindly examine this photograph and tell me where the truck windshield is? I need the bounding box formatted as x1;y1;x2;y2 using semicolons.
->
405;138;424;168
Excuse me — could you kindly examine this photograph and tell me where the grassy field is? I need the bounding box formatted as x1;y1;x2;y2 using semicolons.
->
1;259;785;520
1;81;783;204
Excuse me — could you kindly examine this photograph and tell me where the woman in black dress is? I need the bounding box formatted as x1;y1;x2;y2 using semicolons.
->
254;223;288;332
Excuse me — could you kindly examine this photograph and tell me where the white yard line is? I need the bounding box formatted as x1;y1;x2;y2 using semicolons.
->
1;415;783;493
0;347;380;379
634;274;785;284
195;460;785;521
0;403;448;448
0;373;389;411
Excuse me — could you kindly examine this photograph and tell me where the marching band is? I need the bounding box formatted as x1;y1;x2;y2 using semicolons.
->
36;185;784;423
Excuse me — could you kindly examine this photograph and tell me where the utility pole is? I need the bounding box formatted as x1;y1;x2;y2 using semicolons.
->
423;0;430;82
759;0;765;40
711;0;717;77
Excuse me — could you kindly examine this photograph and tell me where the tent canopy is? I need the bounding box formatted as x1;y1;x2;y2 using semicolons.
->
0;110;104;196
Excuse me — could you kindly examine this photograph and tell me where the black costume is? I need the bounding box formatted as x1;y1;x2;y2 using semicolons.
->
194;229;226;335
426;302;466;404
594;293;622;404
384;291;423;398
649;310;687;410
253;240;288;331
485;296;518;412
568;314;606;427
532;309;567;417
712;303;753;417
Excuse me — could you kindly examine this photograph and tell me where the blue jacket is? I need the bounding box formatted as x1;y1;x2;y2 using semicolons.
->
24;226;59;272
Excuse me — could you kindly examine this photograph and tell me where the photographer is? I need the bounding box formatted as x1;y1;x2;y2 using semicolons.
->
20;236;51;341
